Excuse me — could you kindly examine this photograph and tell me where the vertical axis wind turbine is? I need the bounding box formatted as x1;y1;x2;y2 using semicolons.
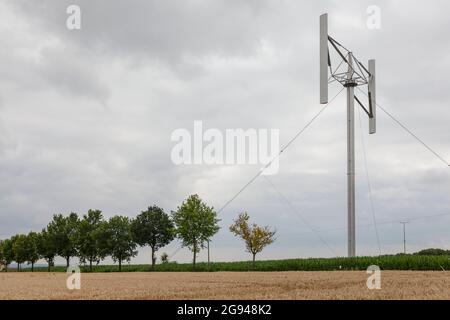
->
320;13;377;257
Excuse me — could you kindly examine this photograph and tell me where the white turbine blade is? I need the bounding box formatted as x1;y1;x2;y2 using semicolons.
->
320;13;328;104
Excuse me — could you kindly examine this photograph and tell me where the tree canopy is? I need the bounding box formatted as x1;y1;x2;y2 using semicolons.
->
37;228;57;271
76;209;105;271
97;215;137;271
1;196;225;271
24;232;40;271
11;234;28;271
229;212;276;266
131;205;175;269
46;213;79;267
172;194;220;269
0;239;15;271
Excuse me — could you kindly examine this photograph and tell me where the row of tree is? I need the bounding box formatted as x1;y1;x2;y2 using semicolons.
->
0;194;276;272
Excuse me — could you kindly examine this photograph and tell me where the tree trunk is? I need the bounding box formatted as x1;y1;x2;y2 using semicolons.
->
119;259;122;272
151;247;155;271
48;261;51;272
192;239;197;271
193;251;197;271
31;262;34;272
252;253;256;269
17;263;20;272
207;240;210;272
89;259;93;272
66;257;70;268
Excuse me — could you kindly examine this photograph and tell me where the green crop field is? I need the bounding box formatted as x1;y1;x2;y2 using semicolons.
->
21;254;449;273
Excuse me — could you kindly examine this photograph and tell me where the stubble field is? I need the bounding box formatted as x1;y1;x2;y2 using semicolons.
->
0;271;448;300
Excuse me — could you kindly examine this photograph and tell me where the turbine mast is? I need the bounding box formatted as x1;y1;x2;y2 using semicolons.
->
320;13;377;257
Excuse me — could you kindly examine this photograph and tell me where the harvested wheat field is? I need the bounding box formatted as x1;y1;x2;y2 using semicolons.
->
0;271;448;300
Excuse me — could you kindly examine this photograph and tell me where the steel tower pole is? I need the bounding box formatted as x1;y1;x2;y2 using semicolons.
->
346;53;356;257
400;221;408;254
403;223;406;254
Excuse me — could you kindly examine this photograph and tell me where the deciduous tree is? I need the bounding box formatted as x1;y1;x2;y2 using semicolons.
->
97;216;137;271
37;229;57;272
0;240;4;270
229;212;276;267
3;239;14;272
24;231;40;271
172;195;220;270
0;239;14;271
0;239;14;272
76;209;104;271
131;206;175;270
47;213;79;267
12;234;28;271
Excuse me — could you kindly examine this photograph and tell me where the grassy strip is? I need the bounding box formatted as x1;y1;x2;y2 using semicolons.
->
20;255;449;273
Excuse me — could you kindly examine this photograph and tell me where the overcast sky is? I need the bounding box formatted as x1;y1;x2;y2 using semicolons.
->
0;0;449;265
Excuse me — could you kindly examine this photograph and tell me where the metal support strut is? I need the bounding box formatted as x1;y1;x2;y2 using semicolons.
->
346;53;356;257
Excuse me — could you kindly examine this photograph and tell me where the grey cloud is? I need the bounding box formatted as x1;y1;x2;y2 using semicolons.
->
35;46;110;104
